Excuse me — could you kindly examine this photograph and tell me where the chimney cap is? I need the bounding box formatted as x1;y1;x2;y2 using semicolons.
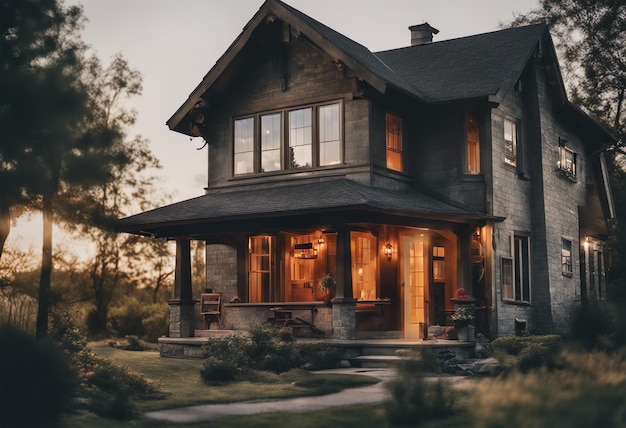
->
408;22;440;34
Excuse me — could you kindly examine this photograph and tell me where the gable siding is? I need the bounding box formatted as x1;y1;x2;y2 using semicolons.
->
203;35;371;189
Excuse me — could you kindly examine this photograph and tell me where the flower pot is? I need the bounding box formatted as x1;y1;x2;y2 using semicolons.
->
455;324;474;342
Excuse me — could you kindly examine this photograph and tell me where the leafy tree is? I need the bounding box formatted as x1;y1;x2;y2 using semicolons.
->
56;53;164;336
0;0;85;259
510;0;625;143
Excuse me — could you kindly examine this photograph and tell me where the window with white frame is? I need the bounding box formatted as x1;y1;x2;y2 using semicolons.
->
502;234;531;302
233;101;342;175
562;238;572;276
504;118;517;167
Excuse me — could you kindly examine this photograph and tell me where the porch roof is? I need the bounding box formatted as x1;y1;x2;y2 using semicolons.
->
116;179;501;237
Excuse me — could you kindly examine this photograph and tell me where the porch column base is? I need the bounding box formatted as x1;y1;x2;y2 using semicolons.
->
168;299;197;338
331;297;357;339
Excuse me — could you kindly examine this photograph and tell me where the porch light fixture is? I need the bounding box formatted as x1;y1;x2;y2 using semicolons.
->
294;242;318;259
384;243;393;261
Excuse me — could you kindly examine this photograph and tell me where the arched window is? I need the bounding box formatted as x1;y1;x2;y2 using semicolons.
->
466;115;480;174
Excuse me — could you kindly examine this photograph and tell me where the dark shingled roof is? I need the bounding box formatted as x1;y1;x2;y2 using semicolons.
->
374;24;548;103
117;179;494;233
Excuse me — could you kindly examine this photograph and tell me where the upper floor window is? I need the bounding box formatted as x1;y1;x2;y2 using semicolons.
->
504;118;517;167
386;113;403;172
234;101;342;176
466;115;480;174
557;138;577;181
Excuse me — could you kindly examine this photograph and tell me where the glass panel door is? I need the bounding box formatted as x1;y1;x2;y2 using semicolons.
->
403;236;427;338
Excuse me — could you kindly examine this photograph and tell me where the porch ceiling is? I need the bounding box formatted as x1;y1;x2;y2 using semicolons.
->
116;179;500;238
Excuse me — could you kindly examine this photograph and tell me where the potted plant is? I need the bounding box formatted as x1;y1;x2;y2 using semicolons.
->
319;274;336;303
451;300;475;341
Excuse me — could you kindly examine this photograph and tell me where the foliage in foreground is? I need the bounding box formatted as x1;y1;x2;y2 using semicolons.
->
385;349;458;427
200;323;343;383
0;324;77;428
470;350;626;428
51;310;161;420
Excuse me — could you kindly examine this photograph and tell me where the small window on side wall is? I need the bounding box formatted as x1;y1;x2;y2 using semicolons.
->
504;118;517;167
562;239;572;276
557;138;577;181
386;113;403;172
466;115;480;174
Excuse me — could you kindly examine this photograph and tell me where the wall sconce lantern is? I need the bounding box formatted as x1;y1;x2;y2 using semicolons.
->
384;243;393;261
294;242;318;259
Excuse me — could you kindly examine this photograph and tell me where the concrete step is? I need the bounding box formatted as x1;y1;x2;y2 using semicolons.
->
349;355;401;368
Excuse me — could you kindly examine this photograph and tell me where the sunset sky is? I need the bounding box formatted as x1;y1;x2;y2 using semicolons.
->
9;0;539;252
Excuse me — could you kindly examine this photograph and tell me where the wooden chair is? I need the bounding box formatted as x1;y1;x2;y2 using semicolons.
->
200;293;222;329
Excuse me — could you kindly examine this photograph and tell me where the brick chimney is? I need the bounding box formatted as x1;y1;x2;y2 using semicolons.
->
409;23;439;45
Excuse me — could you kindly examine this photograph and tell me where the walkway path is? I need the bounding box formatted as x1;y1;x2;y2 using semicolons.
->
143;368;395;424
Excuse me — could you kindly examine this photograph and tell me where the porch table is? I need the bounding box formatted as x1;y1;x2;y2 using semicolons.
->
268;304;323;335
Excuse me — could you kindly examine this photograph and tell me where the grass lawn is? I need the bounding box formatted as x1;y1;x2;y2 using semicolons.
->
63;341;383;427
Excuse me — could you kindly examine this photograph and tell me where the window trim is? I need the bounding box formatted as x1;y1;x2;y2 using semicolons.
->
561;238;573;277
502;233;531;304
503;118;518;167
385;112;403;172
557;138;577;182
466;114;481;174
232;100;343;176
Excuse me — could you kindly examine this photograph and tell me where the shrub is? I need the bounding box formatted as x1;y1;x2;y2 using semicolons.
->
491;335;563;372
0;325;77;428
385;349;456;426
200;324;344;383
297;342;343;370
50;309;160;420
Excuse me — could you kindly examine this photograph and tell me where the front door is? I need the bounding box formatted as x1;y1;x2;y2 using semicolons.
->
402;236;428;338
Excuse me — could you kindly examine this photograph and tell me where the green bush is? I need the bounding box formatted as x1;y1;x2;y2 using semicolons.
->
491;335;563;372
108;297;168;342
50;309;160;420
0;325;77;428
297;342;343;370
200;324;343;384
385;349;456;426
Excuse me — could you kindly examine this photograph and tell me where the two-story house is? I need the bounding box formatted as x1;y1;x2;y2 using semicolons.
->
117;0;616;349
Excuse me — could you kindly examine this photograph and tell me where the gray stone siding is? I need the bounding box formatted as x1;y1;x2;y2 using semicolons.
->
221;304;332;337
205;244;237;300
490;60;586;336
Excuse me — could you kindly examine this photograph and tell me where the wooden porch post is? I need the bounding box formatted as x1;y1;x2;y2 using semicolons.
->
168;238;195;338
332;226;356;339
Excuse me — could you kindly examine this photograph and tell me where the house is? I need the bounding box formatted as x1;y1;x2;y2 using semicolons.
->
117;0;616;352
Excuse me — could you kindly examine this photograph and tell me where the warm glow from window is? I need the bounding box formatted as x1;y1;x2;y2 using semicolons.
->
351;232;377;300
249;236;274;302
467;116;480;174
386;113;403;171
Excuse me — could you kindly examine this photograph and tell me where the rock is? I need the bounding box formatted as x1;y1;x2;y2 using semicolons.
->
339;359;352;368
472;357;503;376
